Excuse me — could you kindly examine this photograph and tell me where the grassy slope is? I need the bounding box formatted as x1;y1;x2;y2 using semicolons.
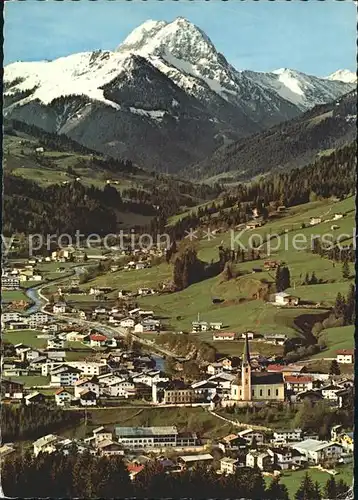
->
265;464;353;500
311;325;355;358
73;197;354;356
62;406;235;441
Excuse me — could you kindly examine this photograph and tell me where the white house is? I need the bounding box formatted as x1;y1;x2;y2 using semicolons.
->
310;217;322;226
74;378;100;399
47;337;66;350
101;380;136;398
238;429;264;446
274;292;299;306
53;302;67;314
50;366;82;387
220;457;239;475
55;388;73;406
336;350;354;364
246;451;271;470
272;429;303;444
33;434;59;457
213;332;236;341
120;318;135;328
79;389;98;406
292;439;343;465
89;334;107;347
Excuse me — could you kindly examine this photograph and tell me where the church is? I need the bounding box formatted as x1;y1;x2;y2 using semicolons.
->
230;334;285;402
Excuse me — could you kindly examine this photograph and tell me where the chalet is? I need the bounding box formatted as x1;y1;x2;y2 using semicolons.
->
218;434;247;453
284;375;313;393
310;217;322;226
237;429;264;446
89;333;107;347
134;319;160;333
246;219;264;229
1;379;24;399
274;292;299;306
336;349;354;364
118;290;131;298
292;439;343;465
137;288;155;296
50;366;82;387
79;389;98;406
333;212;344;220
264;333;287;345
74;377;100;398
120;318;135;328
25;392;46;406
53;302;67;314
96;440;124;456
220;457;239;475
272;429;303;444
55;388;73;406
213;332;236;341
267;446;306;469
191;321;209;333
209;322;223;330
246;451;271;470
47;337;66;350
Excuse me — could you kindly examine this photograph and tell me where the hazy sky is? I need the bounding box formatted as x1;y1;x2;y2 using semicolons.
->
4;0;356;76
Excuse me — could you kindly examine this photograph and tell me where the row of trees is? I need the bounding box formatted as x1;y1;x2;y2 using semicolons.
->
1;451;350;499
1;403;82;442
334;285;355;326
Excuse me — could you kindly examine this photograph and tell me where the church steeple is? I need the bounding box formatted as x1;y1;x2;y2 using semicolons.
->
241;332;252;401
242;332;251;366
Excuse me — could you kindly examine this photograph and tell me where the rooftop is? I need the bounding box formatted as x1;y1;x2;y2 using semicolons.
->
115;426;178;437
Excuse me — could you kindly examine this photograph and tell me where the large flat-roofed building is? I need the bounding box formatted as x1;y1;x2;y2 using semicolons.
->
115;426;178;449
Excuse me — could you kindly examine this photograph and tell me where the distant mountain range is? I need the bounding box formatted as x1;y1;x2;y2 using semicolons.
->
4;17;356;173
192;90;357;181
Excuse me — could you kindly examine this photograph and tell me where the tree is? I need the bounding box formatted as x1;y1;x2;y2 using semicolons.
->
346;283;355;325
294;472;320;500
329;360;341;376
266;476;290;500
342;260;350;279
324;476;337;499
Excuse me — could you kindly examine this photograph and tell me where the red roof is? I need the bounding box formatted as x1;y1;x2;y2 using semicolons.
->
89;334;107;342
267;364;285;372
55;388;70;395
127;464;144;474
285;376;313;384
336;349;354;356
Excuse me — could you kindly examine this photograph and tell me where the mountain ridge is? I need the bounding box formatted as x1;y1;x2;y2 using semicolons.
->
4;17;356;173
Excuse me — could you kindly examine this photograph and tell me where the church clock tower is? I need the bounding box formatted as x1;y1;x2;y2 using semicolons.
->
241;333;252;401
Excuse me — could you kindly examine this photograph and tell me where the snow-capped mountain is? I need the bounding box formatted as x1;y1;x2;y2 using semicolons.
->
4;17;355;172
326;69;357;84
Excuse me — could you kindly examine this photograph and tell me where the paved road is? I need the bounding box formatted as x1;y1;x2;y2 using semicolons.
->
35;282;182;361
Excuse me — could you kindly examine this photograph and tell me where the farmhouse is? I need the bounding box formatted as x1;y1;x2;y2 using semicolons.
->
336;349;354;364
310;217;322;225
274;292;299;306
213;332;236;341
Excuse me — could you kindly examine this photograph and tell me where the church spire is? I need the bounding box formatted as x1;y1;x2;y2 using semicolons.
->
242;332;251;365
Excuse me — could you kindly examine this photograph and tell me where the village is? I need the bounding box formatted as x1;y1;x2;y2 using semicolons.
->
1;195;355;496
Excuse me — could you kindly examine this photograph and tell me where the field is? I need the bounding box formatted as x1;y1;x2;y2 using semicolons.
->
14;375;50;387
3;329;48;348
2;290;31;302
266;464;353;499
62;406;235;441
312;325;354;358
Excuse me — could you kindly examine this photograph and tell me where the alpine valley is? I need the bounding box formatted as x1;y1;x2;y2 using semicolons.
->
3;17;356;175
